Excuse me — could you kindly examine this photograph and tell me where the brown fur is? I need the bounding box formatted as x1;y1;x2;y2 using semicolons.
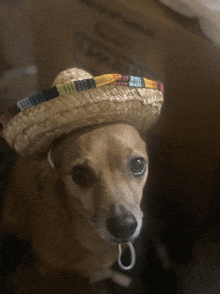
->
1;123;148;284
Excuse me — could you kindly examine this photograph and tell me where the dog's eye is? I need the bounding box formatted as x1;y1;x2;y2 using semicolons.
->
71;165;97;188
130;158;146;176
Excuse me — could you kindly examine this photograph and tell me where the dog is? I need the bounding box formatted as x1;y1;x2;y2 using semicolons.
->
1;122;148;287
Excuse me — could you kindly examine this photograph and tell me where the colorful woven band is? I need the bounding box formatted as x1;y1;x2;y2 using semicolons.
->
0;74;164;126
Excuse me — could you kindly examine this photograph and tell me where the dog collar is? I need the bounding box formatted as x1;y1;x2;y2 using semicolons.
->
0;74;163;127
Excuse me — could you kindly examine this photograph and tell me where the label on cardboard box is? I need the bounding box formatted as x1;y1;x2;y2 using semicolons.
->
32;0;165;82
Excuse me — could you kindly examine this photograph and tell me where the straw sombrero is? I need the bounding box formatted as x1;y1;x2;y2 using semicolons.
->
0;68;164;155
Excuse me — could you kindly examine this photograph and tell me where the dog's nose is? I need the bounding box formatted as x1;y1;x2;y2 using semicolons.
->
106;204;138;240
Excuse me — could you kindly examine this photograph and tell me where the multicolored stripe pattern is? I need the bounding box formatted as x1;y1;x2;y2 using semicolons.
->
0;74;164;126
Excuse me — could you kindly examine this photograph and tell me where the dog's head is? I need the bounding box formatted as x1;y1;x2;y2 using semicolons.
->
51;123;148;245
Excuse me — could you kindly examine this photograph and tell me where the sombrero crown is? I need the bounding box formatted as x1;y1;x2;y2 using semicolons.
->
0;68;164;155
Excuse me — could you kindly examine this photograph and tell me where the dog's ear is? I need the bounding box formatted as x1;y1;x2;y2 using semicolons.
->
36;158;57;192
35;158;71;215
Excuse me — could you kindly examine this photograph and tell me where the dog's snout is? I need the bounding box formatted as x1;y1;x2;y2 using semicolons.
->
106;204;138;241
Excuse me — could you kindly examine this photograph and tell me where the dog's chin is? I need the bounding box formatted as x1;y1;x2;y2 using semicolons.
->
112;236;135;244
100;235;135;246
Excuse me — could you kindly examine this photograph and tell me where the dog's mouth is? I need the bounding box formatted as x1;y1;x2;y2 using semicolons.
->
91;209;143;245
112;236;134;244
95;226;135;245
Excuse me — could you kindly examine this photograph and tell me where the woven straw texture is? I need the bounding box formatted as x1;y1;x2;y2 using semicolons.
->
2;68;163;155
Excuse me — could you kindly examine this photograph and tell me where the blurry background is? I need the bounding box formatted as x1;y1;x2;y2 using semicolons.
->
1;0;220;293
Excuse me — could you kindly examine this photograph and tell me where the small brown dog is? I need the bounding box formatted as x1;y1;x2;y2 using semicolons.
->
1;122;148;285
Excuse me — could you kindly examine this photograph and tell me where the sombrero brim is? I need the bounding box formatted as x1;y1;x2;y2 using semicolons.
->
1;68;163;155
